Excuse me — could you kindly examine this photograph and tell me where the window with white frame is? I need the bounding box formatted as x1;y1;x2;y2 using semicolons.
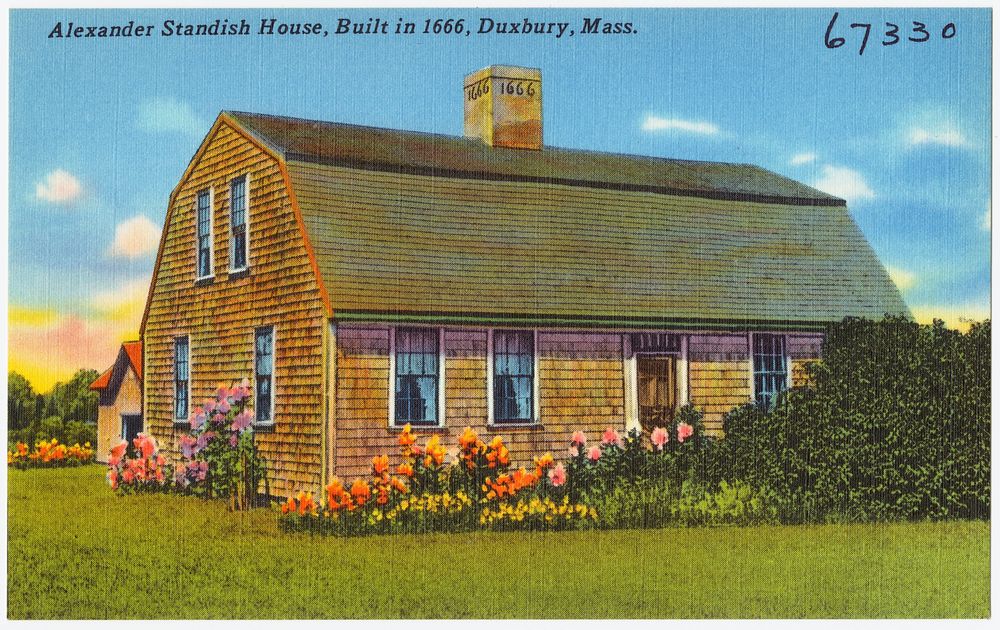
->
752;333;787;410
254;326;275;425
174;336;189;421
196;189;213;279
393;328;440;426
492;330;536;424
230;175;248;272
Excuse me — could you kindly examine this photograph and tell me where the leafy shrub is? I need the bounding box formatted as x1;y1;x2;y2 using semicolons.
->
586;478;678;530
671;481;780;527
106;434;170;492
9;416;97;452
717;317;990;522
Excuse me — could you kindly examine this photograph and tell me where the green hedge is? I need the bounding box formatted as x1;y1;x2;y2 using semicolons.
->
717;317;990;522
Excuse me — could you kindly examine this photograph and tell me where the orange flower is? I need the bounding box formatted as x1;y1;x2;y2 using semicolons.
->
398;423;416;447
376;488;390;505
396;462;414;477
458;427;479;449
424;435;446;467
533;451;555;477
350;478;371;506
390;476;409;494
372;454;390;476
326;478;346;509
486;436;510;469
295;491;317;516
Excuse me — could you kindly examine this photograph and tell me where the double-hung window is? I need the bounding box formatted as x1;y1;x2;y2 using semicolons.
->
492;330;536;424
196;189;213;279
752;333;788;410
174;336;190;421
393;328;440;426
230;175;248;272
254;326;275;425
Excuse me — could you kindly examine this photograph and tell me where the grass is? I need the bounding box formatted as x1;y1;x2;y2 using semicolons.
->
7;465;990;619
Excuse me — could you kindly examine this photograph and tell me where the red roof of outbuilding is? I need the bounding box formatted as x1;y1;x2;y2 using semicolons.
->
89;341;142;391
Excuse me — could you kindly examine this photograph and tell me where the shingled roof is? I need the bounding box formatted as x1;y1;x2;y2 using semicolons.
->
226;111;909;330
90;341;142;392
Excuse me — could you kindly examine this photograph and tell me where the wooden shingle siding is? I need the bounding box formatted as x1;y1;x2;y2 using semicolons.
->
143;121;327;498
688;333;752;434
332;325;625;481
788;333;824;387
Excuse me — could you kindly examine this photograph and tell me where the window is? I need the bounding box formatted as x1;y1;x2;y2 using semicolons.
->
753;334;788;409
230;175;248;271
492;330;536;424
393;328;440;425
174;336;189;421
254;326;275;425
196;189;213;279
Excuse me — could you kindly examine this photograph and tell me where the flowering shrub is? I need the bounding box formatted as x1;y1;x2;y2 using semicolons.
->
107;433;170;493
8;438;94;468
177;380;266;510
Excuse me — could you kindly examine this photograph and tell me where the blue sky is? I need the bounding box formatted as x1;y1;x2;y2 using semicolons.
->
8;8;992;389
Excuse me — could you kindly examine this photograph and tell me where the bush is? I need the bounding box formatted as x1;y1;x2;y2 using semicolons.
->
587;478;678;530
671;481;780;527
9;416;96;452
717;317;990;523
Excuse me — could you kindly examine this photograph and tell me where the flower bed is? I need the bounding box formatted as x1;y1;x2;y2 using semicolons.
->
279;411;717;537
8;438;94;468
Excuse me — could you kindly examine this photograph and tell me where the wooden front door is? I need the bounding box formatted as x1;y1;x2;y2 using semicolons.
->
637;356;677;431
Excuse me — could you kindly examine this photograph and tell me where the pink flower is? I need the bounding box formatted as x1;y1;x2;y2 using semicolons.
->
548;463;567;487
588;445;602;461
216;400;231;415
190;407;207;430
155;454;166;467
231;409;252;432
651;427;669;450
203;400;216;414
229;433;239;448
174;464;188;487
108;440;128;467
568;445;580;458
677;422;694;443
216;386;228;402
571;431;587;446
121;468;135;484
601;427;624;448
196;431;215;451
190;461;208;481
133;433;156;459
107;468;118;489
179;434;198;459
231;379;251;403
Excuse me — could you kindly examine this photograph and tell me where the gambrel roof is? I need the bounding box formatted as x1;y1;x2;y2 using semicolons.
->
225;111;909;331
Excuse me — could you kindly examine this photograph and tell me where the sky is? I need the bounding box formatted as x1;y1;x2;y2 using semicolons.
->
8;7;992;391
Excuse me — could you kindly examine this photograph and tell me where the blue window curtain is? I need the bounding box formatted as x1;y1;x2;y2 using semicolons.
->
255;326;274;424
753;334;787;410
493;330;535;423
394;328;439;425
196;190;212;278
174;337;189;420
230;176;248;270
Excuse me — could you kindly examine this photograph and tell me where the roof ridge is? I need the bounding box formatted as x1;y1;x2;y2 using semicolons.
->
224;109;769;171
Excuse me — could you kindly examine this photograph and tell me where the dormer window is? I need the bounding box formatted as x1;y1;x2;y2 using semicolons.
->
229;175;249;272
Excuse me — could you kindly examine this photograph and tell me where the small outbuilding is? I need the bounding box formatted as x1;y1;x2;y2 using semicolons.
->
89;341;143;463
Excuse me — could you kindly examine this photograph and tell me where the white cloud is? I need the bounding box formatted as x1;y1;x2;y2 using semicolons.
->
907;126;969;149
980;205;991;232
34;169;83;205
790;152;817;166
887;266;916;291
138;97;205;135
107;215;161;259
642;115;719;136
812;165;875;204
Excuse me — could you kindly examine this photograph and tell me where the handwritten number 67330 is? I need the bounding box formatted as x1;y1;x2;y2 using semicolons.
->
825;12;956;55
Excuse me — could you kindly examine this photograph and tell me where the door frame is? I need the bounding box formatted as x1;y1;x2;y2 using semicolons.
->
624;334;688;434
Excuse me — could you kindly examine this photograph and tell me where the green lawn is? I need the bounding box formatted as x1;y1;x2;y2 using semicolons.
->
7;465;990;619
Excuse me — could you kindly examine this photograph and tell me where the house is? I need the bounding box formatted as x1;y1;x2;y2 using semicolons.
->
89;341;143;463
140;65;908;497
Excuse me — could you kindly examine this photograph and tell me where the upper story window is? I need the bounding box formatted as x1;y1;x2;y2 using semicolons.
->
753;333;788;410
196;189;213;279
393;328;441;426
229;175;249;272
492;330;536;424
174;336;190;421
254;326;275;425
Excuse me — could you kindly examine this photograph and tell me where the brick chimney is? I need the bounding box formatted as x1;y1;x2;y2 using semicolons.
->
463;65;542;150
